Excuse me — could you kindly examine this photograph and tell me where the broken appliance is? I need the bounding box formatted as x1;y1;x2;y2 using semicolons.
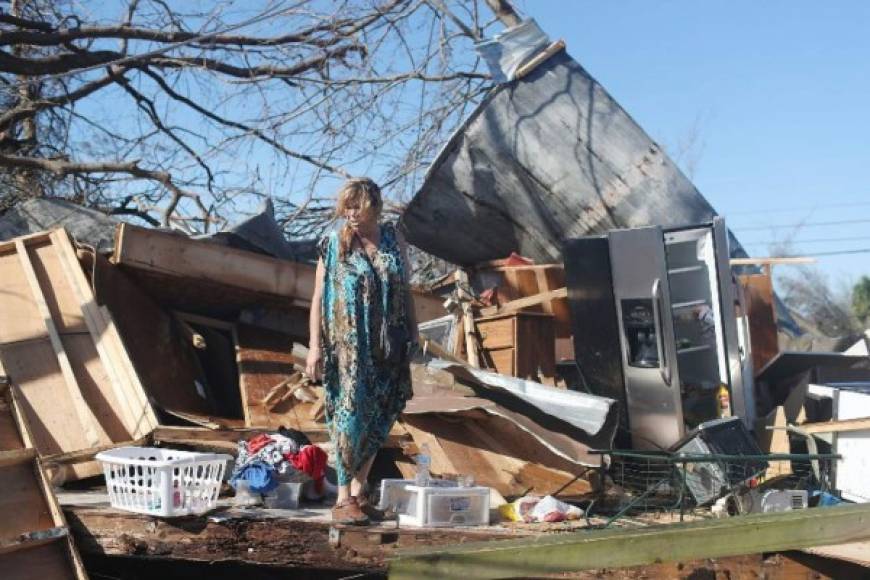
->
563;218;755;450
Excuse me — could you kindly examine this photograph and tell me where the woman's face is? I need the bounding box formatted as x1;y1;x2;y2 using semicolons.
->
344;201;376;231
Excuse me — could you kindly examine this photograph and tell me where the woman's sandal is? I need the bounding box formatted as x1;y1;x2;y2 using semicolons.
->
332;497;370;525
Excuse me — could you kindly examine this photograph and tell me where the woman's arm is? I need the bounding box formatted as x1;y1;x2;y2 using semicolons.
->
305;257;326;380
396;228;419;345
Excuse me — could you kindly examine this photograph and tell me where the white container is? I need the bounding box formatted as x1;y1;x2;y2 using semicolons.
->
96;446;231;517
398;485;490;527
263;481;303;509
233;480;262;507
378;478;457;513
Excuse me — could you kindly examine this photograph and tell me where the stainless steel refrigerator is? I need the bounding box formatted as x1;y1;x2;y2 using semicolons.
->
563;218;755;450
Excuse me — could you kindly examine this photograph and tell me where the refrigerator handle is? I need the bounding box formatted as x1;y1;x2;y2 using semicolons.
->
652;278;672;386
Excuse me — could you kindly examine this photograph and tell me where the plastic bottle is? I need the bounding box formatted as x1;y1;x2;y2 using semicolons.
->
717;383;731;418
415;443;431;487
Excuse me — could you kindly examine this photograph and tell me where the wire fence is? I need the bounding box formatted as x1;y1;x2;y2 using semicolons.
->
586;450;839;528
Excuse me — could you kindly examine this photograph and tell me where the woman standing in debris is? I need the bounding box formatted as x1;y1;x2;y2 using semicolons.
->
306;177;418;525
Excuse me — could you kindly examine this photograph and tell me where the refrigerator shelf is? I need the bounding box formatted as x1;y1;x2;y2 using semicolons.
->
671;299;707;310
667;265;704;275
677;344;712;355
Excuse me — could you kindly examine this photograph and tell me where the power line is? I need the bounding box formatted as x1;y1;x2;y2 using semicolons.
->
742;235;870;245
724;200;870;216
801;248;870;257
732;218;870;231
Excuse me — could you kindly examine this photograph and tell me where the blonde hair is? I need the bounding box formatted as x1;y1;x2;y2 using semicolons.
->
335;177;383;260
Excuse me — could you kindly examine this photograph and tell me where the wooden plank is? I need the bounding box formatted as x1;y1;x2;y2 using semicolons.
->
730;257;815;266
3;539;80;580
0;448;37;468
50;229;156;437
234;323;320;430
0;248;48;344
1;340;96;456
801;417;870;435
42;437;148;466
514;39;566;80
14;239;103;449
0;380;87;580
389;502;870;579
456;270;480;368
113;222;316;302
739;273;779;374
0;460;57;543
478;287;567;317
534;267;553;314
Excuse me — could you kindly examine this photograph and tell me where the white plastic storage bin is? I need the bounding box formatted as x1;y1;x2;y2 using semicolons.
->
263;481;303;509
378;478;457;513
96;446;231;517
398;485;490;527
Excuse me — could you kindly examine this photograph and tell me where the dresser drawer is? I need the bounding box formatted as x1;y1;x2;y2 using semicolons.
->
476;317;514;350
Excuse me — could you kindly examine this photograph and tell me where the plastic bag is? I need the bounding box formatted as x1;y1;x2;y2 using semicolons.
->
498;495;583;523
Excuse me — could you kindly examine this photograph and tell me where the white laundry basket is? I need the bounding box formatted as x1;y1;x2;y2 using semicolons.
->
96;446;231;517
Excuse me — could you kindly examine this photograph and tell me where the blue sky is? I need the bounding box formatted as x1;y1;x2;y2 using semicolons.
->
525;1;870;285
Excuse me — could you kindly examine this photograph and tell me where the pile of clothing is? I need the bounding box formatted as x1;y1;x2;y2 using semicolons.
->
229;428;328;495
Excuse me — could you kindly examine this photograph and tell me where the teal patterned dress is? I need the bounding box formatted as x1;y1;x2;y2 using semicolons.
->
319;221;413;485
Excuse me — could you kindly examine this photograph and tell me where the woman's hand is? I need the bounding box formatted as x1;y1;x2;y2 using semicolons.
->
305;347;322;381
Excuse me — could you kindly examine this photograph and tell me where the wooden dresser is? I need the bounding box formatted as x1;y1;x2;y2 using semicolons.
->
474;311;555;384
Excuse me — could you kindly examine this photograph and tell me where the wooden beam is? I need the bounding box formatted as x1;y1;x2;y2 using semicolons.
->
112;223;315;303
42;437;149;466
456;270;480;368
478;287;567;317
801;417;870;435
14;239;104;448
515;39;566;80
151;425;406;449
50;229;157;437
730;257;815;266
389;502;870;580
0;447;37;468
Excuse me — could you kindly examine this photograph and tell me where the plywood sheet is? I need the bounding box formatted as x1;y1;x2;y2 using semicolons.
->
0;248;47;344
3;541;79;580
0;461;54;541
739;273;778;374
0;340;90;455
235;323;319;430
0;384;87;580
0;230;156;480
28;241;88;334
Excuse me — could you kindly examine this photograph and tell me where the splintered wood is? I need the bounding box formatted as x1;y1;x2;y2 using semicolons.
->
0;229;156;480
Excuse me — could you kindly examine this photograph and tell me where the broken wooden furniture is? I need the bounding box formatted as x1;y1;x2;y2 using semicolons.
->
474;261;572;360
475;311;555;384
0;229;157;480
0;378;88;580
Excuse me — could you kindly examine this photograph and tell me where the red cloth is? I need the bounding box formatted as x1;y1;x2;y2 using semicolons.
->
246;433;273;454
503;252;534;266
286;445;328;492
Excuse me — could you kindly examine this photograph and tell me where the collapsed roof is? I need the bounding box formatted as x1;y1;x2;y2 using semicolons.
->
401;48;746;266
